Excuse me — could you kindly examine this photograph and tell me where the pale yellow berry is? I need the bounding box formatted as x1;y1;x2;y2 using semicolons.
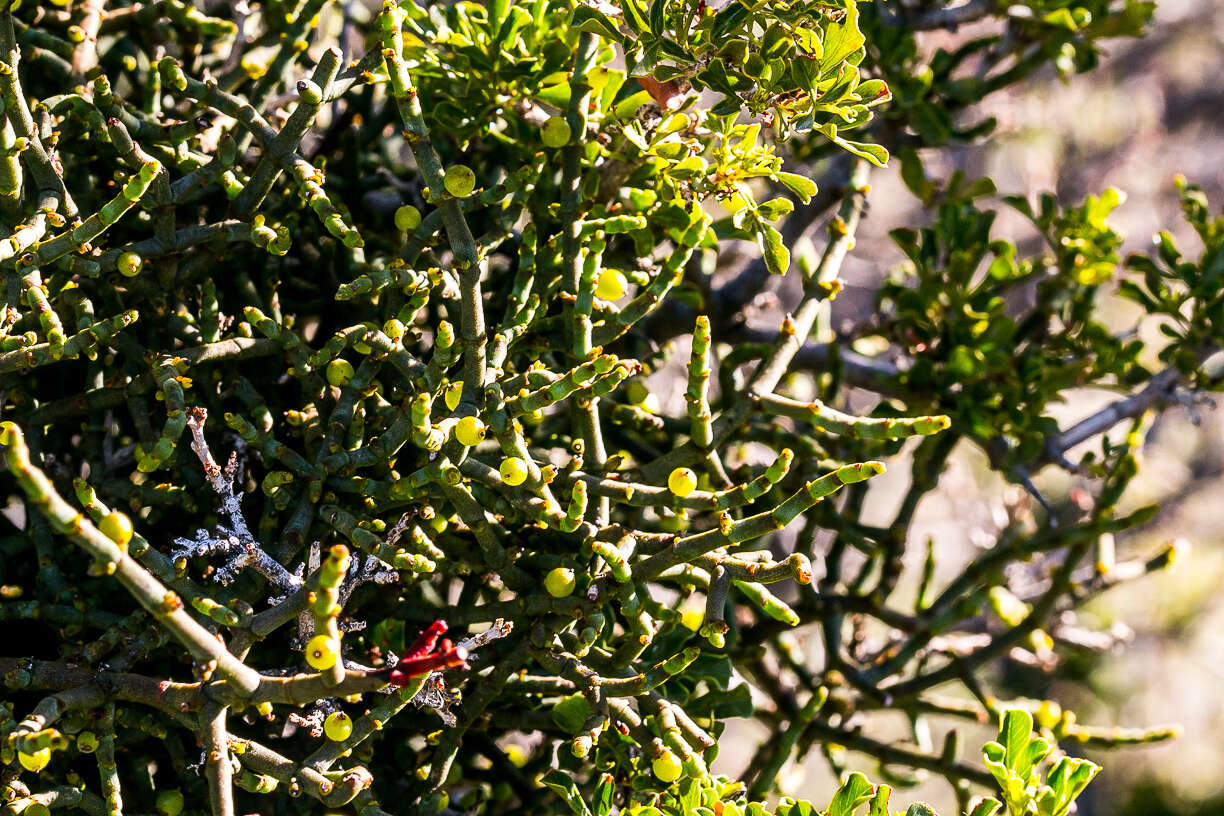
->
652;749;682;782
444;165;476;197
500;457;529;486
76;731;99;754
594;268;627;301
668;467;698;497
326;359;355;387
98;510;133;547
18;747;51;773
116;251;143;277
324;711;354;742
304;635;340;670
394;204;422;232
454;416;486;447
544;567;576;598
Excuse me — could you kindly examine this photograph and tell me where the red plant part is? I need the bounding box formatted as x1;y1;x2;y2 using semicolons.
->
636;76;686;111
386;620;469;686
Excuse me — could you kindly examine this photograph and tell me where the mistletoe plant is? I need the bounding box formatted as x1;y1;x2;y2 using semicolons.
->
0;0;1211;815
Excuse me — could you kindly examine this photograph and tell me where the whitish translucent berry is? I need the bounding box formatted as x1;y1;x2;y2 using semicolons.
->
595;268;627;301
18;747;50;773
454;416;486;447
324;711;353;742
668;467;698;497
98;510;133;547
500;457;529;486
156;790;185;816
541;116;572;148
444;380;463;411
544;566;576;598
116;251;143;277
652;749;682;782
444;165;476;198
326;359;354;387
394;204;422;232
304;634;340;670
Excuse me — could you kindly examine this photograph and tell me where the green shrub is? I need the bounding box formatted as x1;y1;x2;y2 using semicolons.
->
0;1;1209;815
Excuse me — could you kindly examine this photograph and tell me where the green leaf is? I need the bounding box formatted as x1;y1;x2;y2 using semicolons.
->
698;58;738;96
868;785;891;816
658;37;691;62
625;42;660;76
686;684;754;718
678;778;700;816
774;171;818;204
594;773;615;816
541;770;594;816
1041;8;1079;30
757;223;790;276
988;241;1018;280
998;708;1036;777
494;6;531;49
670;281;704;309
855;79;891;104
1074;260;1115;286
669;156;707;180
820;0;865;77
827;772;874;816
898;150;934;203
1085;187;1125;229
795;27;823;59
1117;279;1160;310
369;618;405;653
818;123;889;167
619;0;649;34
967;800;1002;816
905;806;939;816
711;0;750;41
835;137;889;167
1025;734;1052;773
758;197;795;221
551;693;592;733
571;6;624;42
621;121;650;151
649;0;665;34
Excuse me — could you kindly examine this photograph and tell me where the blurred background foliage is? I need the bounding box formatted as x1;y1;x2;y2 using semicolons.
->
742;1;1224;813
